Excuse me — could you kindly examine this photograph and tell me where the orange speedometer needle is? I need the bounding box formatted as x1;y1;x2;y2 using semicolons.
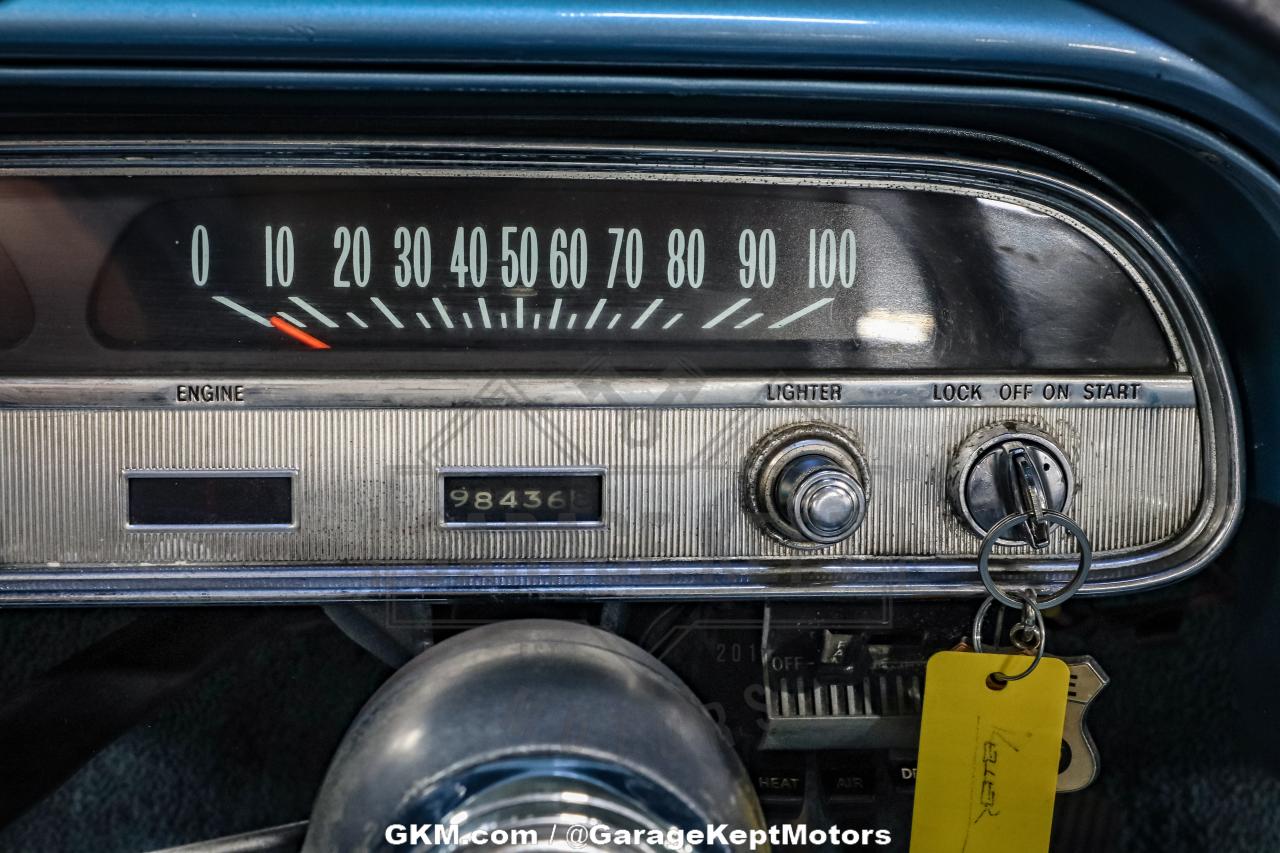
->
270;316;331;350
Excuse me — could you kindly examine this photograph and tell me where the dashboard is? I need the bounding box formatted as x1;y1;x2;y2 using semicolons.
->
3;3;1280;853
0;141;1239;601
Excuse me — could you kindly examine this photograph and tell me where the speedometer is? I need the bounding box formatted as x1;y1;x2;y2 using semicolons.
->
87;175;1171;372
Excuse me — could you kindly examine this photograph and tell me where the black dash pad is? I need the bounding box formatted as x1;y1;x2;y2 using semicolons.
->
128;474;293;527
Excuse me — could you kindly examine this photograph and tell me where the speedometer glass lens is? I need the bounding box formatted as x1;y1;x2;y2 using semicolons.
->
0;240;33;349
85;176;1171;372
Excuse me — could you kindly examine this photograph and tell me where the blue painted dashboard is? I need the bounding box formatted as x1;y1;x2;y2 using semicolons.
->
0;0;1273;151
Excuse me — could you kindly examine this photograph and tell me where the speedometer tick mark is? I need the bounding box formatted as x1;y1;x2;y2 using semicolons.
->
346;312;369;329
585;298;608;330
212;296;272;328
288;296;339;329
549;298;563;330
276;311;307;328
432;298;454;330
662;313;683;330
462;313;473;329
769;297;835;329
703;298;752;329
477;297;491;329
415;312;431;330
631;298;664;329
734;312;764;329
607;313;621;330
370;297;404;329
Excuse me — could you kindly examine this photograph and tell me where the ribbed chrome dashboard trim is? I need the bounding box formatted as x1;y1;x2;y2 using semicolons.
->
0;375;1196;410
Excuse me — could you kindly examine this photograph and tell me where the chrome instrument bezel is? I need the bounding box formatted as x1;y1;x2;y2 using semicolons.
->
0;140;1243;603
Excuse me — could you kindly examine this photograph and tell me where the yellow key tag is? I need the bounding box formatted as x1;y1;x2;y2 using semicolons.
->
908;651;1070;853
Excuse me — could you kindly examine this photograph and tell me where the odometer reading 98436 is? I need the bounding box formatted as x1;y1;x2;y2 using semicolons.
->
88;175;1172;372
440;471;604;527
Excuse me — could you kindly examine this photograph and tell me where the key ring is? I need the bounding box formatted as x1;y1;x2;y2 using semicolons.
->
977;510;1092;611
972;589;1046;683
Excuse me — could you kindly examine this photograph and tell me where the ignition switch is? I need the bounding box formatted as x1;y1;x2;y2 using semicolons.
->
948;424;1073;547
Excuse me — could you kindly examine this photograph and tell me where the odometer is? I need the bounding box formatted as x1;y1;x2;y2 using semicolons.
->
440;470;604;527
87;175;1172;372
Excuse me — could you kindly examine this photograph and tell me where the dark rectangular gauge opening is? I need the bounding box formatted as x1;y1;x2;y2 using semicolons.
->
441;470;604;527
74;174;1174;375
126;471;295;529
